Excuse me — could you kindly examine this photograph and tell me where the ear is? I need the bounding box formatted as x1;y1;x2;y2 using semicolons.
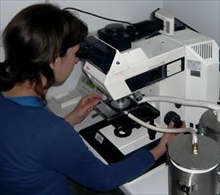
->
49;57;61;70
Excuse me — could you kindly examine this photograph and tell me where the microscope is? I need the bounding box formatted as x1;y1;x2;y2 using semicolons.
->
76;8;220;164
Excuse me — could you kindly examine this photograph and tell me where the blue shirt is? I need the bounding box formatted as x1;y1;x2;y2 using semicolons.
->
0;93;155;195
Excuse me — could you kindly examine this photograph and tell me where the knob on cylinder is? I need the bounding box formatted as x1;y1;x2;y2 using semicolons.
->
164;111;183;128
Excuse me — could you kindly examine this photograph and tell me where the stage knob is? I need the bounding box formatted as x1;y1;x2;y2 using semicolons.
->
164;111;183;128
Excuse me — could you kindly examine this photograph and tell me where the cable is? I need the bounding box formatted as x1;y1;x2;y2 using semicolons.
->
63;7;133;26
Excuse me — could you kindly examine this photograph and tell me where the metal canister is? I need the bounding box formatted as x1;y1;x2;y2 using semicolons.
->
198;110;220;194
198;110;220;143
168;134;219;195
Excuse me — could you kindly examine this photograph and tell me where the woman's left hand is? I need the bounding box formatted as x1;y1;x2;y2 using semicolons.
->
64;93;102;126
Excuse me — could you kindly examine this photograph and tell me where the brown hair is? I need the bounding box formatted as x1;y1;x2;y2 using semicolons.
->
0;3;88;100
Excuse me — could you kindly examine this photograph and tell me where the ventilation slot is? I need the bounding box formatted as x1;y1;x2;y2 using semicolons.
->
191;42;213;59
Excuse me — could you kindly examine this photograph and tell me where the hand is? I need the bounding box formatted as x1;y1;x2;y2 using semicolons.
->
64;93;102;126
150;121;185;161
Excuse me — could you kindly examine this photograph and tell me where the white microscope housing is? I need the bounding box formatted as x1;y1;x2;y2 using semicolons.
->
82;28;219;128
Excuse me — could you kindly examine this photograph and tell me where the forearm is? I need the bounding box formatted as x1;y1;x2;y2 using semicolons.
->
150;144;167;161
64;94;101;126
64;113;77;126
150;132;180;161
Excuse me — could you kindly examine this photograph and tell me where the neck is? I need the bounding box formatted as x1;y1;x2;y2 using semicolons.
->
3;75;48;98
3;82;40;98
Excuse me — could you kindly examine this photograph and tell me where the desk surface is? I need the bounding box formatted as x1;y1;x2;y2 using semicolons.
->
121;163;168;195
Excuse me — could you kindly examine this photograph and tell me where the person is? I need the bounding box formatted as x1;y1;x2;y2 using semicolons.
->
0;3;181;195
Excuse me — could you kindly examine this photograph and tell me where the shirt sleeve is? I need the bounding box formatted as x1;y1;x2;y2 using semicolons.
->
40;118;155;192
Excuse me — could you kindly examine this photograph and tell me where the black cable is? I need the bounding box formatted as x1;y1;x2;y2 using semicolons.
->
63;7;133;26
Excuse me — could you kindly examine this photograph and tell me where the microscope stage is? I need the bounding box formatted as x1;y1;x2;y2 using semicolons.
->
80;101;161;163
98;124;150;155
80;120;163;164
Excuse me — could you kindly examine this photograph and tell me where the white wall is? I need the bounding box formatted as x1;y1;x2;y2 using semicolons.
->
163;0;220;45
0;0;44;60
53;1;163;33
0;0;44;28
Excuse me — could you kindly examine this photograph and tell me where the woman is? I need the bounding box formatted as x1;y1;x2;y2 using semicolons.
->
0;3;179;195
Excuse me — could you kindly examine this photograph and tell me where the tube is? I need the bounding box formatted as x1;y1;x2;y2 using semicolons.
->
125;95;220;155
140;96;220;122
124;110;198;154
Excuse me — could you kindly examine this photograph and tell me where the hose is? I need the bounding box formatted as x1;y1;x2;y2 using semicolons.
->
124;95;220;155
